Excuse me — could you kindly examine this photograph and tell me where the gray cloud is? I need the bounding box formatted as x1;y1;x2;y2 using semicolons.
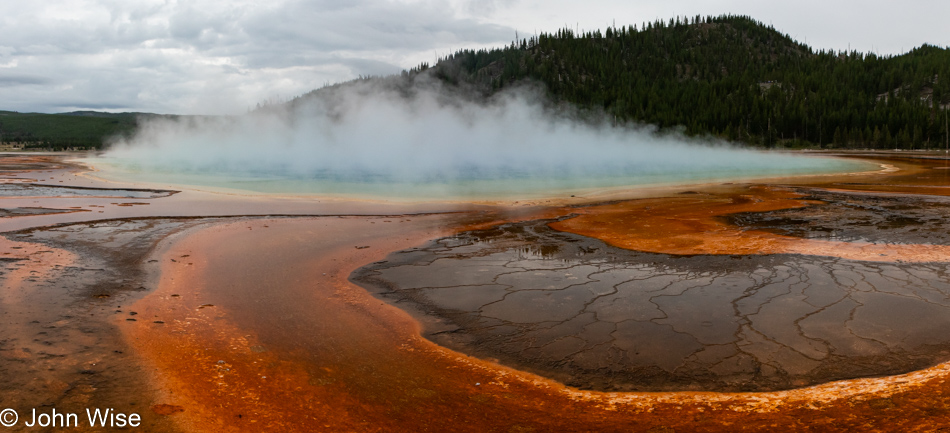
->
0;75;50;86
0;0;515;114
58;102;133;110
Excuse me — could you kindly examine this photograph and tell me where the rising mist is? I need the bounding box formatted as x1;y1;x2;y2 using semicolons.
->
102;79;860;198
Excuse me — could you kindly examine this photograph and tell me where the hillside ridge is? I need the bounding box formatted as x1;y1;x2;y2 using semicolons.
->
415;14;950;149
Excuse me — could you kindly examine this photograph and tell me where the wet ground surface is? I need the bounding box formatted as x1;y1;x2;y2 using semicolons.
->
0;183;175;198
0;154;69;172
729;188;950;245
354;217;950;392
0;207;83;217
0;218;212;432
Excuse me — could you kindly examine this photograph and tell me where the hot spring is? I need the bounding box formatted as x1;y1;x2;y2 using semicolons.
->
86;85;874;200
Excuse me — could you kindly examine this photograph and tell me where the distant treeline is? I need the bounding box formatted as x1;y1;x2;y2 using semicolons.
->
420;14;950;149
0;111;160;150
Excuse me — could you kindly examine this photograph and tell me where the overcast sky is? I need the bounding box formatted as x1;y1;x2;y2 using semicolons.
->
1;0;948;115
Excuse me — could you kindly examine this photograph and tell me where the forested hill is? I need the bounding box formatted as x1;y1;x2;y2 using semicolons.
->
419;15;950;149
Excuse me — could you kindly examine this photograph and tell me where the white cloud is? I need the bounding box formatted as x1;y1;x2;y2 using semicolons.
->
0;0;514;114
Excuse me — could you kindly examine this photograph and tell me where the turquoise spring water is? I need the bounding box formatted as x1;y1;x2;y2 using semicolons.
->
84;151;874;201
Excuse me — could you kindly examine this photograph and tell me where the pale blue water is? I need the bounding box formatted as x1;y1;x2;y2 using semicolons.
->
84;152;874;200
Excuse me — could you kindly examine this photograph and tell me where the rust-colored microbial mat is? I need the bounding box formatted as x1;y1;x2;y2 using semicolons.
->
551;184;950;262
125;216;950;432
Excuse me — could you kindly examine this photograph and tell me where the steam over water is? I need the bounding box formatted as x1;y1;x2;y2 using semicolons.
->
95;82;868;200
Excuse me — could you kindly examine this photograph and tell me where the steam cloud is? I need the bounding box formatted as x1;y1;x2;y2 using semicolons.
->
104;79;852;197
